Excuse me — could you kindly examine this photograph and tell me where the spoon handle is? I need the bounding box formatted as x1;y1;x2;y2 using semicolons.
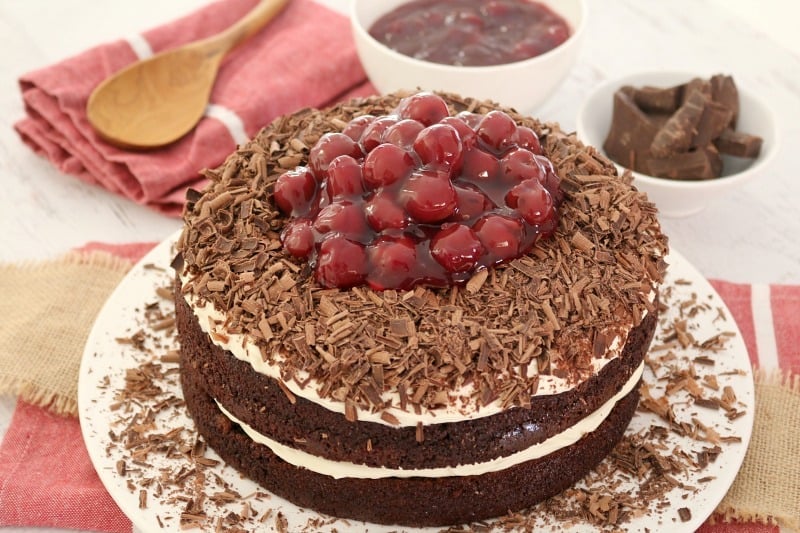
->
199;0;290;56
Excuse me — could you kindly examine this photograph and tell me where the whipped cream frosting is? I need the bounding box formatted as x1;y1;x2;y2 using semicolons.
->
214;361;643;479
180;279;647;428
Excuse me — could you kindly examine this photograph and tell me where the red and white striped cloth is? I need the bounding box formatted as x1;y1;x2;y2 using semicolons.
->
0;242;797;531
709;280;800;374
13;0;372;216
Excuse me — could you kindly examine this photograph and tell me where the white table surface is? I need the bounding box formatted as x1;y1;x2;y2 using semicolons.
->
1;0;798;531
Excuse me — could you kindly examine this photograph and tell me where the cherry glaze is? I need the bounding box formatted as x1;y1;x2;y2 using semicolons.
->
274;92;562;290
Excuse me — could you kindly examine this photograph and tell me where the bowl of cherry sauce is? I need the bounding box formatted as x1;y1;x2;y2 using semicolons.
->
350;0;586;114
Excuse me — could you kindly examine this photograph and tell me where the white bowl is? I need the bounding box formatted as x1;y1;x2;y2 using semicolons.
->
576;71;779;218
350;0;587;114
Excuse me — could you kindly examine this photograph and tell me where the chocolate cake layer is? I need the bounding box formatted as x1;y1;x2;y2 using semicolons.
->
180;355;641;527
176;285;656;470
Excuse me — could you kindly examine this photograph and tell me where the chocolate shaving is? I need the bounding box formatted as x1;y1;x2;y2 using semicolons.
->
139;489;148;509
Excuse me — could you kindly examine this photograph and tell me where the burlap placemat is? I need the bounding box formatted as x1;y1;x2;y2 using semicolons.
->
0;254;797;529
0;251;132;416
716;370;800;530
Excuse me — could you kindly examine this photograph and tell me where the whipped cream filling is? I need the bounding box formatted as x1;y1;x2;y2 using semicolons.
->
214;361;643;479
182;274;651;427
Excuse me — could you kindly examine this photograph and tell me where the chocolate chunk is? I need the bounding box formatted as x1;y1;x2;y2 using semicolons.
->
603;74;762;181
710;74;739;128
714;128;763;158
692;101;734;148
603;90;659;170
645;145;722;180
632;85;682;114
650;90;707;158
681;78;712;104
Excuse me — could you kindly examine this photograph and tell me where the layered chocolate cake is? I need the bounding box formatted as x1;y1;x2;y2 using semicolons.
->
174;91;668;527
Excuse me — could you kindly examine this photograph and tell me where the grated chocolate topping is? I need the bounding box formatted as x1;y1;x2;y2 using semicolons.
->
176;91;669;414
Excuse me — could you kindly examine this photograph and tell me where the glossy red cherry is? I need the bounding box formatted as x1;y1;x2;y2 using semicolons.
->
542;170;564;205
326;155;364;198
316;236;367;288
400;168;458;223
473;214;523;261
500;147;546;183
476;110;518;154
534;154;555;175
440;116;477;149
363;144;416;189
413;123;463;171
366;236;418;290
430;224;484;273
451;185;494;222
360;116;399;152
342;114;376;141
455;111;483;129
273;167;317;216
460;147;501;183
308;133;363;179
506;179;555;225
313;200;369;240
281;219;315;258
383;119;425;150
364;191;409;232
515;126;542;155
394;92;449;126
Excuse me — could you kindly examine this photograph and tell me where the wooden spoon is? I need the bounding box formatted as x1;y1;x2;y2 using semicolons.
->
86;0;289;150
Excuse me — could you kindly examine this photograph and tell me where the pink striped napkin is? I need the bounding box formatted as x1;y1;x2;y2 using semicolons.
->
14;0;372;216
0;247;797;530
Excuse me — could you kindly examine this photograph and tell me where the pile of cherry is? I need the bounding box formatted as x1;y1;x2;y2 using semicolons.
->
273;92;563;290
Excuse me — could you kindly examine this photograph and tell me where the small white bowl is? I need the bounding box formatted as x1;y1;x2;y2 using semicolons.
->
576;71;778;218
350;0;587;114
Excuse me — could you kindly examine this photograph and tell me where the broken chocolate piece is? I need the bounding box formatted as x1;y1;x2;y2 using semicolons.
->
603;73;763;181
603;90;659;170
650;90;707;158
714;128;763;158
645;145;722;180
632;84;683;114
681;77;712;104
692;101;734;148
710;74;739;128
